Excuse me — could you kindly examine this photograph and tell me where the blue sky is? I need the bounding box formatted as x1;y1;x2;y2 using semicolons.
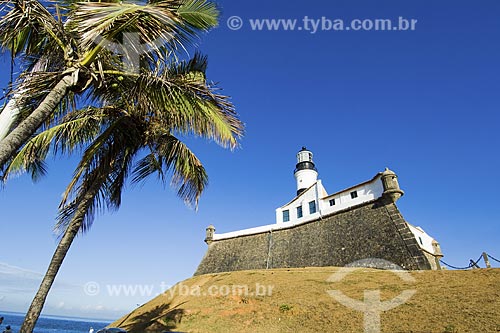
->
1;0;499;321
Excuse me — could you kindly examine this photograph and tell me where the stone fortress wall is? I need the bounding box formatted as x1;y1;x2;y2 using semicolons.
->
195;199;441;275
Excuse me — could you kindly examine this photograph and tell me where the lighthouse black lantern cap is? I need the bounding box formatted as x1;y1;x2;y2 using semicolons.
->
294;147;318;195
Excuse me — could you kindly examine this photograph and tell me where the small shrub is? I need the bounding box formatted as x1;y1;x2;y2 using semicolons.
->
279;303;293;313
443;324;458;333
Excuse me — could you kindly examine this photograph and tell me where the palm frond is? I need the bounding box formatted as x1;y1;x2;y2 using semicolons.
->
132;152;165;184
84;54;243;150
129;55;243;148
2;108;105;181
73;0;219;65
132;134;207;206
0;0;67;56
177;0;218;30
3;128;53;179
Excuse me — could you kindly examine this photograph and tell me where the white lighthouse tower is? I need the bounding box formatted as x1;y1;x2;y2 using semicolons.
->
294;147;318;195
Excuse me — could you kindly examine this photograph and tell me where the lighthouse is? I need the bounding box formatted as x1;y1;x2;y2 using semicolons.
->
294;147;318;195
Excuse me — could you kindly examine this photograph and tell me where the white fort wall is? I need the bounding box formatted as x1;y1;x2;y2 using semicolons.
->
407;224;436;254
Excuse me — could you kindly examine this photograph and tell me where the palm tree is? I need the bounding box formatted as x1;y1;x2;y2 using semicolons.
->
0;0;243;332
4;53;243;332
0;0;220;168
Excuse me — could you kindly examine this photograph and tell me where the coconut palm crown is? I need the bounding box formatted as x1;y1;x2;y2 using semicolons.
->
0;0;222;168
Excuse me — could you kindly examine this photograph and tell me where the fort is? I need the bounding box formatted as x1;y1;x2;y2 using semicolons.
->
195;147;443;275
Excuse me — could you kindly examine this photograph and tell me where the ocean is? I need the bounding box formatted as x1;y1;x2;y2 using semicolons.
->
0;312;111;333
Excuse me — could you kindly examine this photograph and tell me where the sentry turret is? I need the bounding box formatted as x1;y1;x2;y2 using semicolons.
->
381;167;404;203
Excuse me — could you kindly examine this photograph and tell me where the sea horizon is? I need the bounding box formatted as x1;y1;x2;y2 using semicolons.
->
0;312;112;333
0;310;114;324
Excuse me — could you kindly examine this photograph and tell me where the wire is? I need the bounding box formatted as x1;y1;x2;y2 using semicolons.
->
439;260;471;270
469;254;483;268
440;253;499;270
487;254;500;264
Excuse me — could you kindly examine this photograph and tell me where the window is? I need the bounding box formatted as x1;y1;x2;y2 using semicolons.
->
329;198;336;206
282;210;290;222
419;237;423;245
309;201;316;214
350;191;358;199
296;206;303;218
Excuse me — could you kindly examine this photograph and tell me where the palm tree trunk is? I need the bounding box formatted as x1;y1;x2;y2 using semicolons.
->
0;72;76;168
20;183;101;333
0;56;50;141
0;93;23;141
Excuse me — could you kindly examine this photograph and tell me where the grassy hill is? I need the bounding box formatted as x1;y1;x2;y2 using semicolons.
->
111;267;500;333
